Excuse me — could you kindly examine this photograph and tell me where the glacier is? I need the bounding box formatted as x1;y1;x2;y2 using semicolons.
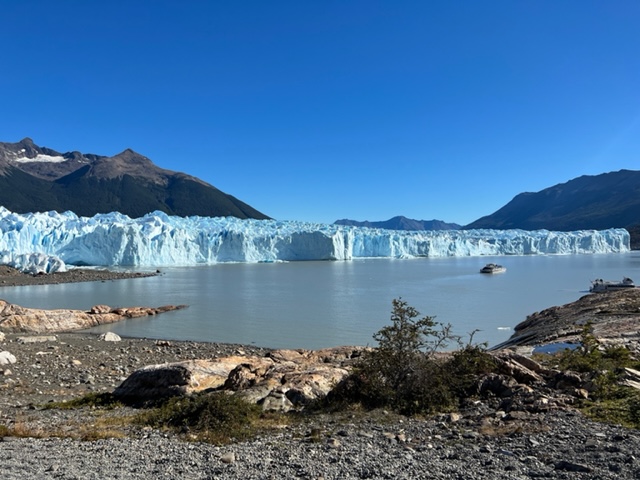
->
0;250;67;275
0;207;630;272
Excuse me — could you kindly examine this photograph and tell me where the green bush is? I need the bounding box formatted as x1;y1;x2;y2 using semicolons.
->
543;322;640;427
553;322;638;399
324;298;495;415
136;392;263;444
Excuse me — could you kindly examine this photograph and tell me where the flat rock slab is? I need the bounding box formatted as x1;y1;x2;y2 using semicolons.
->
493;289;640;351
0;299;187;333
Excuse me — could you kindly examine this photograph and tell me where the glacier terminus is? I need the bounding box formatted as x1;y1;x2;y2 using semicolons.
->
0;207;630;274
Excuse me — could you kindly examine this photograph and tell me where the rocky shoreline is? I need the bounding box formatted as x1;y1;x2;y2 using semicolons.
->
0;265;158;288
492;288;640;353
2;271;640;478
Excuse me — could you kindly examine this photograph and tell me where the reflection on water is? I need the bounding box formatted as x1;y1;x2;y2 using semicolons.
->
3;252;638;350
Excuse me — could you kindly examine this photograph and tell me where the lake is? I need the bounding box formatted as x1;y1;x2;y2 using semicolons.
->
3;252;639;350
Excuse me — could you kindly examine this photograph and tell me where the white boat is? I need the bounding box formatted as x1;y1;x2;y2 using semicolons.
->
589;277;636;293
480;263;506;274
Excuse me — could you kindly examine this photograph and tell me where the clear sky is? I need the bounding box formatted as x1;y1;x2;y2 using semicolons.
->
2;1;639;225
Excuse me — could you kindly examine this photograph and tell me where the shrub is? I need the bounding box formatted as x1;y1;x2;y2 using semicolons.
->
136;392;264;444
324;298;495;415
540;321;640;427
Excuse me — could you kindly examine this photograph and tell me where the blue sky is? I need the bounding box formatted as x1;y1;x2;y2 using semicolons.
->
2;1;639;225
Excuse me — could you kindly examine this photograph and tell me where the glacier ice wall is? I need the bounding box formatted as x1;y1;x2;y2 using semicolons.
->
0;250;67;274
0;207;630;269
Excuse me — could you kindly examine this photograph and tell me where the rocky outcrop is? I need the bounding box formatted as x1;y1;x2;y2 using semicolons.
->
491;289;640;351
114;347;365;411
113;342;621;415
0;299;187;333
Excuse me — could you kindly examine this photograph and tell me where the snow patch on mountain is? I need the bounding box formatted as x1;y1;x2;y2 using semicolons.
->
12;154;67;163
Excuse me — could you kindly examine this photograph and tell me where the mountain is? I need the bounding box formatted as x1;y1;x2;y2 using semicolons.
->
0;138;269;219
464;170;640;231
334;216;460;231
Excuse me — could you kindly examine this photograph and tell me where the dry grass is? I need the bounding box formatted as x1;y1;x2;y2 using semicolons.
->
0;410;136;441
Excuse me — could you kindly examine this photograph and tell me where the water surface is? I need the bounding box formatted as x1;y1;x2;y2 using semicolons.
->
3;253;638;349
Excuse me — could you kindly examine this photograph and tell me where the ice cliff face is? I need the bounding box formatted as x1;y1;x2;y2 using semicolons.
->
0;207;630;272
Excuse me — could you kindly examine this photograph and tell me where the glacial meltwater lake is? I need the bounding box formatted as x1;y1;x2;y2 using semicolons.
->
4;252;640;350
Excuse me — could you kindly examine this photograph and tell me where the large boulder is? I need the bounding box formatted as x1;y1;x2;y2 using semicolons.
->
113;347;365;411
113;356;263;400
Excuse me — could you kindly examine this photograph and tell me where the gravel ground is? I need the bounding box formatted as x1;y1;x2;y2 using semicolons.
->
2;333;640;479
2;270;640;479
2;404;640;479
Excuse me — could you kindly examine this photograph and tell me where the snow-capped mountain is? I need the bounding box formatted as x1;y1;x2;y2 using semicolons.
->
0;138;269;220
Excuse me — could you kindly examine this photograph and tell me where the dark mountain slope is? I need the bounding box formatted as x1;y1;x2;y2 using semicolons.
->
465;170;640;231
0;138;269;219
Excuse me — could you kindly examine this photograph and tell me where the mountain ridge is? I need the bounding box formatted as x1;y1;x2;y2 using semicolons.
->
0;138;269;220
334;170;639;248
464;169;640;232
334;216;460;231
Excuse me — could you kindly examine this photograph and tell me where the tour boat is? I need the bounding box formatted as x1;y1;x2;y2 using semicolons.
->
480;263;506;274
589;277;635;293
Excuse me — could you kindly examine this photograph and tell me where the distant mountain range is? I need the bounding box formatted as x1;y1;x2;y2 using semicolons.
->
338;170;640;249
0;138;269;219
334;216;460;231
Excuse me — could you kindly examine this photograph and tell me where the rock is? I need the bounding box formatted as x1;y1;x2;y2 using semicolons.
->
0;299;187;333
282;365;350;407
114;347;363;409
261;390;295;412
90;305;112;314
220;452;235;464
0;351;16;365
99;332;122;342
80;374;95;385
552;371;583;391
447;412;462;423
555;460;592;473
224;358;276;391
479;374;519;397
493;289;640;351
0;331;5;342
491;350;548;384
113;357;254;400
621;367;640;390
17;336;57;343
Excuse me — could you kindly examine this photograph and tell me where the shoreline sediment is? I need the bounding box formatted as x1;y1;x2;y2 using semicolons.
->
0;265;158;288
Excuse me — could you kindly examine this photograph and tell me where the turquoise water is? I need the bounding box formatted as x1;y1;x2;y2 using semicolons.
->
3;252;639;349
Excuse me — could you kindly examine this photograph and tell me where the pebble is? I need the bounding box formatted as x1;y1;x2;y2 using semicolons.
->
220;452;235;464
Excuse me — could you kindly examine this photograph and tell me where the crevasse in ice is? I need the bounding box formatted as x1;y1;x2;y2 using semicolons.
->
0;207;630;272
